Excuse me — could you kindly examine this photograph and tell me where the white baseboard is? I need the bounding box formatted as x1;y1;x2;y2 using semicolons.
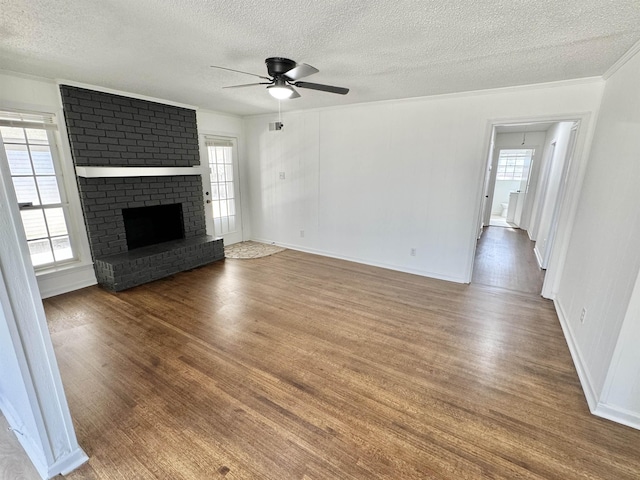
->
250;238;467;284
37;263;97;299
553;299;599;411
48;446;89;478
533;246;544;269
594;403;640;431
552;299;640;431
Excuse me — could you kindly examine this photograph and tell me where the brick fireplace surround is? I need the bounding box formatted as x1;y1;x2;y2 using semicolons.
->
60;85;224;291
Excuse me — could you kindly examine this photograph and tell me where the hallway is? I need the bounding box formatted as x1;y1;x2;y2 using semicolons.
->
472;226;545;294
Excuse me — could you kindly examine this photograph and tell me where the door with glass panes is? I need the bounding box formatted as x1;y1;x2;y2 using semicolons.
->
205;136;243;245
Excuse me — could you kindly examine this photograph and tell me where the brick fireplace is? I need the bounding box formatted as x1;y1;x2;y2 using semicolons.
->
61;85;224;291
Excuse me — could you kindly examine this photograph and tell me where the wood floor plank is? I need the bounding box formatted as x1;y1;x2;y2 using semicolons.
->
44;250;640;479
0;414;45;480
472;226;545;294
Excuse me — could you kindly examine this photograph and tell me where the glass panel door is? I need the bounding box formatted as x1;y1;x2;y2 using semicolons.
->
206;137;243;245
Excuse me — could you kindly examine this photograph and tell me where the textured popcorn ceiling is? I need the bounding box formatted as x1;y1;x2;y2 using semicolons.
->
1;0;639;116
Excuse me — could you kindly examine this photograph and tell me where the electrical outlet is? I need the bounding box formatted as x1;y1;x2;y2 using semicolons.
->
580;307;587;324
410;248;416;256
300;230;305;238
279;172;286;180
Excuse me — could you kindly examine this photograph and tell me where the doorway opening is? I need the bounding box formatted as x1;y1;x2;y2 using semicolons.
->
488;148;535;228
473;119;580;295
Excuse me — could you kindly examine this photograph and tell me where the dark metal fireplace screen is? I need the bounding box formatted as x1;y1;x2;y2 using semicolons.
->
122;203;185;250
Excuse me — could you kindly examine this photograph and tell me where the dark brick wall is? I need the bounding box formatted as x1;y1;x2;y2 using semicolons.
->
60;85;199;167
59;86;223;292
77;176;206;259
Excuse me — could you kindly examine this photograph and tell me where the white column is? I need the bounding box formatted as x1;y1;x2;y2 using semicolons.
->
0;155;88;478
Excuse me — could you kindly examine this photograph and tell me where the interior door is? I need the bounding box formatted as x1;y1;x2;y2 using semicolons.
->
204;136;243;245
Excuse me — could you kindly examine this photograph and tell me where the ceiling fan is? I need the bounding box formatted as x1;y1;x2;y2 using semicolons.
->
211;57;349;100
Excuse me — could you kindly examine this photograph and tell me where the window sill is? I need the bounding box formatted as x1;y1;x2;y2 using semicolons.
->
35;261;97;299
35;259;92;277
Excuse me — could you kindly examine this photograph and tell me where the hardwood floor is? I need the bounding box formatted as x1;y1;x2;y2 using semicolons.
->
472;226;546;294
43;250;640;479
0;413;45;480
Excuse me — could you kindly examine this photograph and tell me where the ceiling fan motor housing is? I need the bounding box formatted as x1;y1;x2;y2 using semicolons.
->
266;57;297;78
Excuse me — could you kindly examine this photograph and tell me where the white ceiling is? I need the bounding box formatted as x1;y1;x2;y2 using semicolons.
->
2;0;640;116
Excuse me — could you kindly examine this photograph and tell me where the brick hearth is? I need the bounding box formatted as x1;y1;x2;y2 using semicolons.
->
60;85;224;291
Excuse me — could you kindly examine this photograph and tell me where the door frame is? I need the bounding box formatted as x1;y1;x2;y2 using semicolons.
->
529;141;557;241
469;112;596;299
199;132;245;245
541;123;579;269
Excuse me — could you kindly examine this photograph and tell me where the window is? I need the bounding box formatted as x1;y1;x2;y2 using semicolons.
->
496;149;534;181
206;137;238;236
0;111;75;268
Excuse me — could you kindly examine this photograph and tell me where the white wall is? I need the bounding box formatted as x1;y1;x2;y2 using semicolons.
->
244;80;603;283
197;109;243;136
531;122;574;266
491;180;520;215
556;47;640;427
599;269;640;427
0;71;96;298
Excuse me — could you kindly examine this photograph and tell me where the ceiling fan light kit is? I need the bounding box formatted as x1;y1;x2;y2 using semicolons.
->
268;87;293;99
212;57;349;100
267;78;294;99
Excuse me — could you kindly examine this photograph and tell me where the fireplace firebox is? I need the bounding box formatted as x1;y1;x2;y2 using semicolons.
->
122;203;185;250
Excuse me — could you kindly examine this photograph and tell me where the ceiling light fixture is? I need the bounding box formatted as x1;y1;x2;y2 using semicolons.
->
267;78;294;100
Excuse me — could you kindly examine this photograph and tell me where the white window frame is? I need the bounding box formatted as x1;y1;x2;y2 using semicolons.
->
496;149;534;181
0;110;78;270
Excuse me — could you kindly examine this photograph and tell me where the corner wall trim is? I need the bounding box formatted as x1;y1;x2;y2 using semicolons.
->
603;38;640;80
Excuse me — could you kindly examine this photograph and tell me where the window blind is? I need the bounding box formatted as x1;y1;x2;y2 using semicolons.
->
204;136;233;148
0;110;57;130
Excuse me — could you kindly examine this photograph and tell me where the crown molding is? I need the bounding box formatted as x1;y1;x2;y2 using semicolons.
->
603;38;640;80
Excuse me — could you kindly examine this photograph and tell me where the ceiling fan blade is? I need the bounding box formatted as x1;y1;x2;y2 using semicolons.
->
223;82;272;89
289;87;301;99
284;63;319;81
293;82;349;95
211;65;271;81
